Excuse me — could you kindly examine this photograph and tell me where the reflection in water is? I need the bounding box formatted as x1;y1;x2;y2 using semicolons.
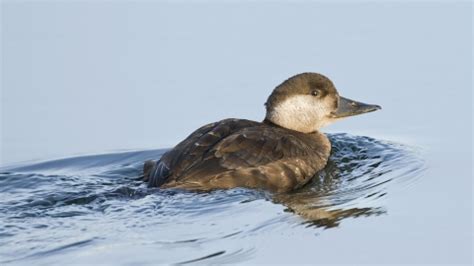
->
274;133;424;228
0;133;424;264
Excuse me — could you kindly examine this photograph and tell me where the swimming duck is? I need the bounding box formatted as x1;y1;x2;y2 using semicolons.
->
143;73;380;192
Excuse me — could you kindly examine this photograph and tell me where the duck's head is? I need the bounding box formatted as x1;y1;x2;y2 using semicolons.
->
265;73;381;133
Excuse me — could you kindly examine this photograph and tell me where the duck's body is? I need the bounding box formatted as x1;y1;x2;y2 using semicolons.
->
144;73;380;192
144;118;330;192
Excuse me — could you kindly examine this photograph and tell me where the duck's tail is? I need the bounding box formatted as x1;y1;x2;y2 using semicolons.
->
142;159;170;187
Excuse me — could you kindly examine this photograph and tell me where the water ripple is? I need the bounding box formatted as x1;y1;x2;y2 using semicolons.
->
0;133;425;264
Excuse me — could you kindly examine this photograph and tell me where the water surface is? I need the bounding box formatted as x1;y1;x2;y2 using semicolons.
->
0;134;424;264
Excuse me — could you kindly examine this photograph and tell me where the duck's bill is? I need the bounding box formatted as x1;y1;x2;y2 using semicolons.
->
330;96;381;118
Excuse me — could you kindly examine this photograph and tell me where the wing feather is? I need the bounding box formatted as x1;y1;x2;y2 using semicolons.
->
148;118;330;192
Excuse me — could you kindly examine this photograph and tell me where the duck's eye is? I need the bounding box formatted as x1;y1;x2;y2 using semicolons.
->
311;90;320;97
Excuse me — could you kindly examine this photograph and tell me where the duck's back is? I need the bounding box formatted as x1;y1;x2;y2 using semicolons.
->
145;118;330;192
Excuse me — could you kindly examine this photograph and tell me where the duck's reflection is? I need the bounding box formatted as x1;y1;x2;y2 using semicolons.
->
272;134;423;228
273;160;385;228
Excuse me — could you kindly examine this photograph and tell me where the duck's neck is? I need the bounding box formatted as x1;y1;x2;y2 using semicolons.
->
263;118;320;134
264;108;325;133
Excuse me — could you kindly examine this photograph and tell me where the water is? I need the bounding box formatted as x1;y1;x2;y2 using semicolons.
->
0;134;425;264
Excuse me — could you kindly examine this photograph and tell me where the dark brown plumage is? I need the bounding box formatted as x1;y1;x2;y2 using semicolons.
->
143;73;380;192
144;119;330;192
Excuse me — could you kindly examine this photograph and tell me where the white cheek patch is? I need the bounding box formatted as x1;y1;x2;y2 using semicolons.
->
267;95;336;132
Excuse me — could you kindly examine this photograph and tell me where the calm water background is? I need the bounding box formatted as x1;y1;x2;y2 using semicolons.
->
1;1;472;265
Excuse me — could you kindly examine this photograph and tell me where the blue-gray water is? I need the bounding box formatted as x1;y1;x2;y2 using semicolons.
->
0;134;425;264
1;1;472;265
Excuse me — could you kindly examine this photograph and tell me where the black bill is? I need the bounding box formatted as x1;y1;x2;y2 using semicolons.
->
331;96;381;118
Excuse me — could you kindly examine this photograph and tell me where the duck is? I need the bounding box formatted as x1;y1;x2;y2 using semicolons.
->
143;73;381;192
